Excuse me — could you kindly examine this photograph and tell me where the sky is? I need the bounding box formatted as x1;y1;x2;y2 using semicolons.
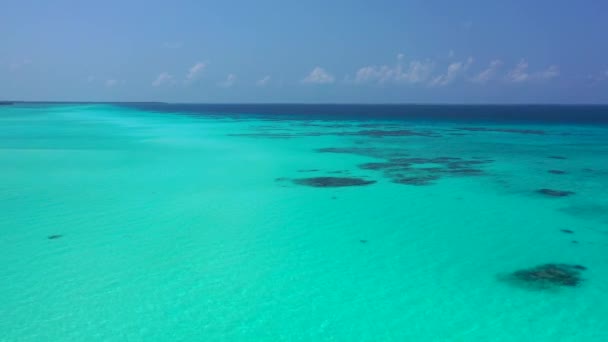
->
1;0;608;103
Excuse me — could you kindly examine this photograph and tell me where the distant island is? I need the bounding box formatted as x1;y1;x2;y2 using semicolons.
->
0;101;15;106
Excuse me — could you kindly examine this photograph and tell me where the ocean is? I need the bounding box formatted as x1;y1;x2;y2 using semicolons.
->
1;103;607;341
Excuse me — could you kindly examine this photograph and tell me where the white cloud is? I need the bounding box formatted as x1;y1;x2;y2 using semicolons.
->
506;60;530;83
506;60;559;83
353;59;435;85
472;59;503;84
354;66;387;84
218;73;237;88
256;75;271;87
429;57;473;87
186;62;206;82
353;55;475;87
406;60;435;83
302;67;335;84
152;72;175;87
537;65;560;80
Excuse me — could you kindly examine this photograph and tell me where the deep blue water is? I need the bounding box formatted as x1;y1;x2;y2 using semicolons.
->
118;103;608;125
8;102;608;124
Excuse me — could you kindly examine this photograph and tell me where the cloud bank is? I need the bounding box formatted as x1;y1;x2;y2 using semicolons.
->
302;67;335;84
152;72;175;87
148;56;562;90
506;60;559;83
186;62;206;82
472;60;503;84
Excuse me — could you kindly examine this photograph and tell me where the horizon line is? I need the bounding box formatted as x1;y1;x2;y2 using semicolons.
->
3;101;608;106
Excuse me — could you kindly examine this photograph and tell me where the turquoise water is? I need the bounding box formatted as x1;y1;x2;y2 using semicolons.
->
1;104;608;341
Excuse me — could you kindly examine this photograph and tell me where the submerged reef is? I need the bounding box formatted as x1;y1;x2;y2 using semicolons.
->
502;264;587;290
455;127;546;135
293;177;376;188
316;147;494;185
362;156;491;186
318;146;493;186
295;122;354;128
392;175;441;186
537;189;575;197
359;162;400;170
335;129;440;138
316;147;387;157
548;170;566;175
230;126;439;139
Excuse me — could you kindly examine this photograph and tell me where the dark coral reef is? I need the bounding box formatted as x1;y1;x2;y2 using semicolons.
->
537;189;575;197
502;263;587;290
293;177;376;188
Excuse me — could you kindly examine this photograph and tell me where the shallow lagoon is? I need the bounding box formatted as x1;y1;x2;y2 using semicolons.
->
1;103;608;341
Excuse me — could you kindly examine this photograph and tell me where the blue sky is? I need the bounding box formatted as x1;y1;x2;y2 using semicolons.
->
1;0;607;103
